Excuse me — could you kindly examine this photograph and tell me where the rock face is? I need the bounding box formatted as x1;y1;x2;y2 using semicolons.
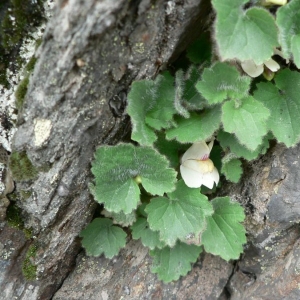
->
1;0;300;299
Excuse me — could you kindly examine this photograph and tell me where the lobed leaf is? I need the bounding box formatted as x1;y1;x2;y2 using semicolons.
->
80;218;127;259
221;158;243;183
127;72;176;146
150;242;202;282
91;144;177;213
222;97;270;151
201;197;246;261
102;209;136;227
145;180;213;247
217;130;269;160
277;0;300;67
165;106;222;143
181;65;206;110
131;217;165;250
212;0;278;64
253;69;300;147
196;62;251;104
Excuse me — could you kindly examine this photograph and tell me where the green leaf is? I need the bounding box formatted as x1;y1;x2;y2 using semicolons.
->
145;72;176;130
182;65;206;110
166;106;222;143
196;62;251;104
277;0;300;67
91;144;177;213
217;130;269;160
291;35;300;68
154;133;186;168
80;218;127;259
222;97;270;151
253;69;300;147
186;33;212;64
201;197;246;261
127;72;176;146
145;180;213;247
150;242;202;282
131;217;165;250
212;0;278;64
221;158;243;183
174;69;190;118
102;209;137;227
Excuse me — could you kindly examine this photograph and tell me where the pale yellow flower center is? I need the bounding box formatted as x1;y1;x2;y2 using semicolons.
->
195;159;214;173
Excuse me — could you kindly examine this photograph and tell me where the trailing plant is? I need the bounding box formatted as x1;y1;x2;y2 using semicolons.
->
80;0;300;282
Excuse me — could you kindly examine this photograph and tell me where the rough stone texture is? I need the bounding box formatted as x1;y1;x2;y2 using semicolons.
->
53;240;232;300
224;143;300;299
1;0;214;299
2;0;300;299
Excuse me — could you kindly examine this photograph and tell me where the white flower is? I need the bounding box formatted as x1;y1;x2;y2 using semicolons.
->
241;49;288;78
261;0;287;6
241;58;280;78
180;140;219;189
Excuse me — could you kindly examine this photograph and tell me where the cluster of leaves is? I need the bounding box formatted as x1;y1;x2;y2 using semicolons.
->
81;0;300;282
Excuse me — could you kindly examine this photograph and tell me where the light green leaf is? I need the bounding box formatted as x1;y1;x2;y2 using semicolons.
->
212;0;278;64
91;144;177;213
150;242;202;282
174;69;189;118
201;197;246;261
127;72;176;146
182;65;206;110
145;72;176;130
166;106;222;143
145;180;213;247
196;62;251;104
131;217;165;250
222;97;270;151
217;130;269;160
221;158;243;183
277;0;300;67
80;218;127;259
253;69;300;147
102;209;136;227
291;35;300;68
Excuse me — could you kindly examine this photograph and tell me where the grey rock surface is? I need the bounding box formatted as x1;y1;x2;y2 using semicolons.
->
1;0;300;299
53;240;232;300
1;0;215;299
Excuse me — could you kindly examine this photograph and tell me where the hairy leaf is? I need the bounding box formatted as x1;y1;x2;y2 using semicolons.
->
102;209;136;227
196;62;250;104
221;158;243;183
222;97;270;151
150;242;202;282
201;197;246;261
80;218;127;259
131;217;165;250
127;72;176;145
166;107;222;143
145;180;213;247
212;0;278;64
253;69;300;147
217;130;269;160
91;144;177;213
277;0;300;67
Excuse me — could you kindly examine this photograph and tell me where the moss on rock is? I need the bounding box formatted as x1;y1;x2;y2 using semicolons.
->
15;75;29;110
9;151;38;181
22;244;37;281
